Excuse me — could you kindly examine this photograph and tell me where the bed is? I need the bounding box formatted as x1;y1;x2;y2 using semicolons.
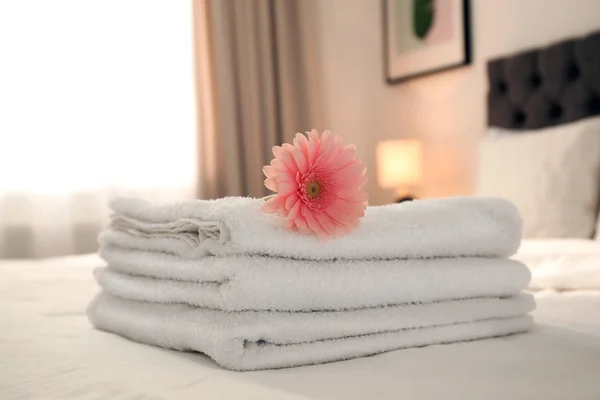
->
1;249;600;400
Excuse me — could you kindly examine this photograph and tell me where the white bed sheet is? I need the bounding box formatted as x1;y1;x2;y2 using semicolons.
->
1;254;600;400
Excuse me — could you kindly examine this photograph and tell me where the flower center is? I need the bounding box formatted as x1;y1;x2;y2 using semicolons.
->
306;181;322;198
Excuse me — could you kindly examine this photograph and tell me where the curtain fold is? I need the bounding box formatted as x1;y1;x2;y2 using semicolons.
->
194;0;324;199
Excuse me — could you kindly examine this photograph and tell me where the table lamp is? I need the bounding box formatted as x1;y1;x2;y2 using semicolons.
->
376;139;423;203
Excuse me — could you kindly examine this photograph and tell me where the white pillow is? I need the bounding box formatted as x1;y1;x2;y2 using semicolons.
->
476;117;600;238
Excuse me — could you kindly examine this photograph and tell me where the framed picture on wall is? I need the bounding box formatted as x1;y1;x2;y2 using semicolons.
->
383;0;471;84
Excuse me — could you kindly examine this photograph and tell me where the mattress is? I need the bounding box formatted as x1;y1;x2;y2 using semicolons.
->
2;244;600;399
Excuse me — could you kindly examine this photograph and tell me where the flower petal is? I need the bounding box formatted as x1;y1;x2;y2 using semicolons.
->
336;189;369;202
287;199;302;220
292;148;308;175
293;133;309;154
325;144;356;170
335;198;366;216
263;165;276;178
337;174;367;188
324;199;365;224
281;152;298;173
282;143;295;152
318;130;334;156
272;146;284;159
271;159;292;174
294;211;312;234
335;200;366;219
314;212;339;236
262;196;284;214
302;207;329;239
264;177;278;192
324;208;354;225
307;129;320;141
333;161;365;182
281;218;296;230
285;193;299;210
307;130;320;164
277;181;297;196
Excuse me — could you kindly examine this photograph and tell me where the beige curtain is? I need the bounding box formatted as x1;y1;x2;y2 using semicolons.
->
192;0;324;199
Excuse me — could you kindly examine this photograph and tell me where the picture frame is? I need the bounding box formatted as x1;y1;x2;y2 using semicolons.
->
383;0;471;84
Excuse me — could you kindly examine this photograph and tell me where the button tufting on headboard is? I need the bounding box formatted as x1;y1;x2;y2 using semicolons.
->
488;31;600;130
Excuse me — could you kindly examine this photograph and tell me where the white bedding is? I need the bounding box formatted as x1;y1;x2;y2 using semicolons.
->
515;239;600;290
2;248;600;399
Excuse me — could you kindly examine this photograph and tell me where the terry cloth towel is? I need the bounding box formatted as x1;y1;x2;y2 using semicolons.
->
102;196;522;260
94;249;531;311
87;292;535;371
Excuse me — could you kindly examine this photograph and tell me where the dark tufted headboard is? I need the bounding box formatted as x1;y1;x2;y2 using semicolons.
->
487;31;600;130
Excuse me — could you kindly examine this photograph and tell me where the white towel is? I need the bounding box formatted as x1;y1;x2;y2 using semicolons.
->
95;248;531;311
103;196;522;260
87;292;534;371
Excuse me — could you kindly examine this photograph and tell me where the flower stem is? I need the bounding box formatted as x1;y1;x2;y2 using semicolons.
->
261;194;276;202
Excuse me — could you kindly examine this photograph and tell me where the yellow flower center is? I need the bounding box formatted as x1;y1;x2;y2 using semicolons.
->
306;181;321;198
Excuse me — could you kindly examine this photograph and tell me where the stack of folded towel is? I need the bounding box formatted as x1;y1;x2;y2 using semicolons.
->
87;196;534;371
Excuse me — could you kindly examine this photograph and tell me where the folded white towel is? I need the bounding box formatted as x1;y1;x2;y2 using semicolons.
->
103;196;522;260
95;248;530;311
87;292;534;371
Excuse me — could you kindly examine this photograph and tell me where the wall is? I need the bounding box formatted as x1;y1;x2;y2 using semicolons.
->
315;0;600;205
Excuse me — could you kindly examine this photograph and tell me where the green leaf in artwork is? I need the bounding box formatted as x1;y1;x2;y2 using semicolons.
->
413;0;434;39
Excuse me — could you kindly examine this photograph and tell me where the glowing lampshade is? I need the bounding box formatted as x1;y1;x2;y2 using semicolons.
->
376;139;423;190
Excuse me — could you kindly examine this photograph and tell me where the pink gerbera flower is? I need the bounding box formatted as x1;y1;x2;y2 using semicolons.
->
262;129;368;240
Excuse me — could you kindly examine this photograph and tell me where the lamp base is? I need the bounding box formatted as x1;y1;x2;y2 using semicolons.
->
395;195;415;203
